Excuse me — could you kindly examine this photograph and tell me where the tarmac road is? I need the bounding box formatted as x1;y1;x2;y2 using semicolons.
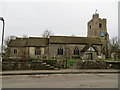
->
2;73;118;88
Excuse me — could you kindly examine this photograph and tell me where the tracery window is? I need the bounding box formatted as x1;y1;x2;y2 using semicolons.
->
73;47;79;55
57;47;63;55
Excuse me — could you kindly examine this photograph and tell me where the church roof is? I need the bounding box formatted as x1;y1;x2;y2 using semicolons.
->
8;36;103;47
49;36;103;45
8;37;49;47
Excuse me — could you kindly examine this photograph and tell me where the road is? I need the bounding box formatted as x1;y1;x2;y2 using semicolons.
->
2;74;118;88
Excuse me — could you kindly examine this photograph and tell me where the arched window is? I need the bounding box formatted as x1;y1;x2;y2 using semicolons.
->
99;23;102;28
73;47;79;55
89;25;91;29
57;47;63;55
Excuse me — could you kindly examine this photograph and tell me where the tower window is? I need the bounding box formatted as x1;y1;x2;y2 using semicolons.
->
13;49;18;53
99;23;102;28
57;48;63;55
89;25;91;29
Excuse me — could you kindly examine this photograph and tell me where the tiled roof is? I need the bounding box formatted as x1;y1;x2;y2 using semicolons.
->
8;36;103;47
49;36;102;45
8;37;49;47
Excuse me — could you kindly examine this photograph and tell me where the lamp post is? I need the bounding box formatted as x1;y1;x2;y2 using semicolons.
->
0;17;5;58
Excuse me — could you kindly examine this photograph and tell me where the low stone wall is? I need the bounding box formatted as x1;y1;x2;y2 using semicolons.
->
2;60;120;70
2;60;67;71
76;60;120;69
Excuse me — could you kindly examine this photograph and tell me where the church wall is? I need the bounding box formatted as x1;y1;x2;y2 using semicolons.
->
8;44;103;60
49;44;86;59
9;47;29;60
29;47;47;59
48;44;66;59
29;47;35;58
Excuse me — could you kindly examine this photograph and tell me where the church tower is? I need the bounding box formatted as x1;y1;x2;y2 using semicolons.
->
87;12;110;58
87;13;108;39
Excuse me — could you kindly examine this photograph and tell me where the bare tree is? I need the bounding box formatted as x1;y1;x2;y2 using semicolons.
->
110;37;120;59
110;37;120;52
4;36;17;57
41;29;54;38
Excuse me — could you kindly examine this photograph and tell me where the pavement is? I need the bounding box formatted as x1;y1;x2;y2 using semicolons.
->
2;73;118;88
1;69;120;75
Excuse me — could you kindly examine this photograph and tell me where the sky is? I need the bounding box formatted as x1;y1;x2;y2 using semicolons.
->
0;0;119;45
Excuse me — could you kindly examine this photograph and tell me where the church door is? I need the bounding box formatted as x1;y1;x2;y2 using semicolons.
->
87;53;93;60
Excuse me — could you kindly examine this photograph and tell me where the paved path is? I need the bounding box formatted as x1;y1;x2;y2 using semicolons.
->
2;73;118;88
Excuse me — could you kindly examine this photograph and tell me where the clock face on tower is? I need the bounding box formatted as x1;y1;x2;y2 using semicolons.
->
100;32;104;37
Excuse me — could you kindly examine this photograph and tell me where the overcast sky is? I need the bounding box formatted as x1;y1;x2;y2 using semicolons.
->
0;0;119;44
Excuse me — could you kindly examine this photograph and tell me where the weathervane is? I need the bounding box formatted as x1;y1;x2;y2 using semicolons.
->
95;10;98;14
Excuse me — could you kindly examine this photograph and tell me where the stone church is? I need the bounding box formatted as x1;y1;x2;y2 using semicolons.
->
7;13;110;60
